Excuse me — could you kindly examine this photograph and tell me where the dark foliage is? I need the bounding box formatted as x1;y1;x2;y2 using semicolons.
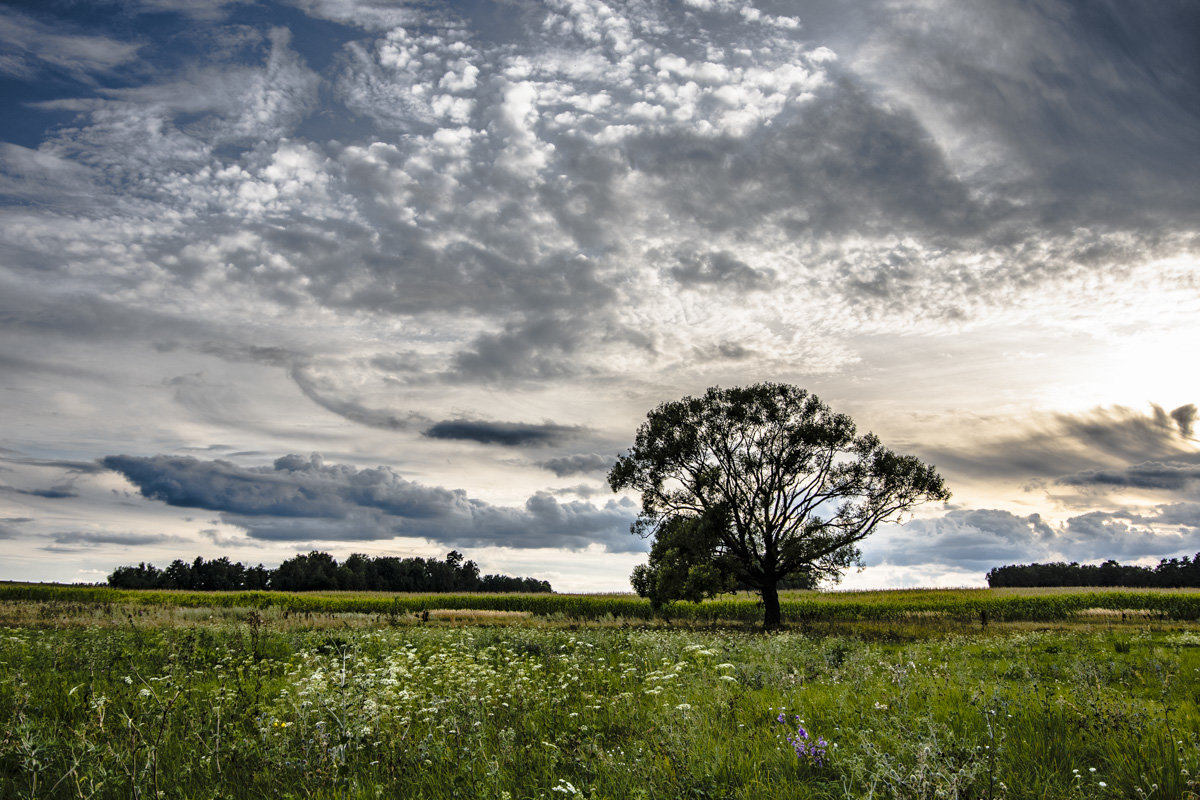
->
986;554;1200;588
107;551;552;593
611;383;949;626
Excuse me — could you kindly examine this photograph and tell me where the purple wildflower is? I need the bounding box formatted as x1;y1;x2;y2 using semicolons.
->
775;711;830;767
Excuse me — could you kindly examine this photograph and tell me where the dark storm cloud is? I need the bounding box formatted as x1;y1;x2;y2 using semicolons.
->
101;453;640;551
424;419;581;447
539;453;614;477
863;0;1200;235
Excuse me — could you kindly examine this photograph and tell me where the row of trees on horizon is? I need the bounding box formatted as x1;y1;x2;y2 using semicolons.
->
107;550;553;593
986;555;1200;588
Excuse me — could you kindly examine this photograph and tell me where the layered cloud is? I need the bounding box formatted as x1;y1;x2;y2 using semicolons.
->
423;419;581;447
101;453;641;552
922;404;1200;487
868;402;1200;572
0;8;141;81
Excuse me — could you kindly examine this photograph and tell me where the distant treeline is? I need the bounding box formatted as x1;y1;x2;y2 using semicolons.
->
107;550;553;593
987;555;1200;588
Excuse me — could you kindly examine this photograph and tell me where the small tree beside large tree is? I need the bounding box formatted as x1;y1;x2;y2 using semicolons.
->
609;383;950;627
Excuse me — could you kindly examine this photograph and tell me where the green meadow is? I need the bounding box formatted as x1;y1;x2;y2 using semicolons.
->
1;585;1198;799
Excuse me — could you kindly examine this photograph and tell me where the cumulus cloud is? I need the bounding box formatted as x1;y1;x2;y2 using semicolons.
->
868;505;1200;573
1058;510;1200;561
869;509;1055;570
101;453;641;551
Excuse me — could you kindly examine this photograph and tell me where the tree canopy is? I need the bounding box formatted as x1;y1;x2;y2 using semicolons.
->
987;555;1200;588
107;551;552;593
609;383;950;626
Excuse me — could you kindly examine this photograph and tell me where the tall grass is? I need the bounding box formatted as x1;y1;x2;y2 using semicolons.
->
1;602;1198;799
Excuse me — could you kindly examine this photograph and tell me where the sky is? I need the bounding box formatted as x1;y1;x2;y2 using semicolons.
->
1;0;1198;592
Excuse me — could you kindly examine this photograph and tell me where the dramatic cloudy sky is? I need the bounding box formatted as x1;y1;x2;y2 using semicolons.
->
1;0;1198;591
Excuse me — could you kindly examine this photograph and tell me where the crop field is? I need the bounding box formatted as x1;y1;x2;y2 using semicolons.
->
1;587;1199;799
4;582;1200;625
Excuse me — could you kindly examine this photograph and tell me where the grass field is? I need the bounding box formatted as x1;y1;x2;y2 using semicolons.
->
1;585;1198;799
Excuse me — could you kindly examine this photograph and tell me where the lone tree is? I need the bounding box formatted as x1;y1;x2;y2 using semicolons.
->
609;383;950;627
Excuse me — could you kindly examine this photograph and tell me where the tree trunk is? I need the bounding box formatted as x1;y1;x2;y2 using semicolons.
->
762;582;781;629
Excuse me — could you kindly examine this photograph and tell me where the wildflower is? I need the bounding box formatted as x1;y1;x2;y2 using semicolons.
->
675;703;691;711
1098;782;1107;788
775;711;829;767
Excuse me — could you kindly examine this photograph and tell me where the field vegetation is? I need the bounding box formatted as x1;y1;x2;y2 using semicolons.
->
1;585;1198;799
3;582;1200;626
